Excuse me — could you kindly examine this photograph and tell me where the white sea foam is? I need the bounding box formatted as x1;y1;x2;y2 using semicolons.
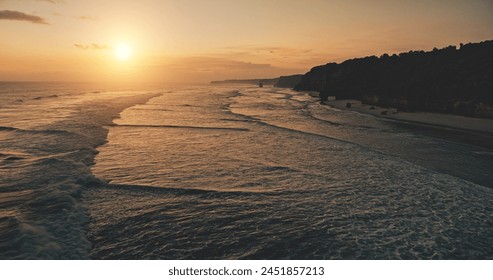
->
89;86;493;259
0;82;159;259
1;83;491;259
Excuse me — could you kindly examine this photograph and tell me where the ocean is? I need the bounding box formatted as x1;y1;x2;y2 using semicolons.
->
0;82;492;259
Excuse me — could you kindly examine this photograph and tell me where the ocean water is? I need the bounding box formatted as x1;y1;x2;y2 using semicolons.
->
1;83;492;259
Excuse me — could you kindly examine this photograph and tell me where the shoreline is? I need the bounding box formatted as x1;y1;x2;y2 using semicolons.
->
321;98;493;134
316;97;493;150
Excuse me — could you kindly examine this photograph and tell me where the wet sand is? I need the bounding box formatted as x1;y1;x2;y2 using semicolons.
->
322;98;493;150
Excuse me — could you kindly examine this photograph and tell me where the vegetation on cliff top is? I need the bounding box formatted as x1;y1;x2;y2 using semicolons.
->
295;40;493;118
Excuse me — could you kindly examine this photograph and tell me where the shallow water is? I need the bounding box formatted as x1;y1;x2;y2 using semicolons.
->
1;83;492;259
0;82;158;259
90;86;493;259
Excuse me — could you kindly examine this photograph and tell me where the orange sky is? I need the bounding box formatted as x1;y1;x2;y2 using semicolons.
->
1;0;492;83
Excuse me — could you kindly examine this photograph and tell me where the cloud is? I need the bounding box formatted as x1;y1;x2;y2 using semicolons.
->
165;57;273;71
222;45;313;57
74;43;110;50
0;10;48;24
36;0;65;4
77;16;97;21
145;56;305;83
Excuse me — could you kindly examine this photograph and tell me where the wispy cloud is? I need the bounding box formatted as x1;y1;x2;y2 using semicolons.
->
165;57;273;71
77;15;97;21
146;56;304;83
222;45;313;57
0;10;48;24
77;16;97;20
74;43;110;50
36;0;65;4
213;45;336;69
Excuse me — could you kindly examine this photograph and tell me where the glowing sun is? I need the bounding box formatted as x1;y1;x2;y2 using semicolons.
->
115;43;132;61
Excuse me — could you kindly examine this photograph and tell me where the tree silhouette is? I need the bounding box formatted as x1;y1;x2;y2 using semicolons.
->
295;40;493;118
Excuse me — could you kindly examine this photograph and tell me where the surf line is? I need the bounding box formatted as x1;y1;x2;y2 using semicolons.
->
111;124;250;132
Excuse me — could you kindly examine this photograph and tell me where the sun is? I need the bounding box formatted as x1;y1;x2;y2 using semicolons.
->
115;43;132;61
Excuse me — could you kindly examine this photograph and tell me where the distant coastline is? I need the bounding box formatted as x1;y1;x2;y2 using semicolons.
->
210;74;303;88
210;78;279;85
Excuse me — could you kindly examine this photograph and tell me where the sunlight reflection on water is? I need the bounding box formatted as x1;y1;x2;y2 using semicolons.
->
89;86;493;259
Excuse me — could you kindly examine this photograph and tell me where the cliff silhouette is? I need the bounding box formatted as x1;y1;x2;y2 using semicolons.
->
274;74;304;88
295;40;493;118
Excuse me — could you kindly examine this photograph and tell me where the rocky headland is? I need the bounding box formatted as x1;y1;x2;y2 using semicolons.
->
274;74;304;88
295;40;493;118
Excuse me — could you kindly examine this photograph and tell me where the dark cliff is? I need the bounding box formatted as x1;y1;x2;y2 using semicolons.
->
295;40;493;118
274;74;304;88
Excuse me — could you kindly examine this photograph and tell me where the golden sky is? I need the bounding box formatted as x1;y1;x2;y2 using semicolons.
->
1;0;492;83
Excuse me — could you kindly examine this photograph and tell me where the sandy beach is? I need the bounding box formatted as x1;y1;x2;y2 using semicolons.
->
322;98;493;134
